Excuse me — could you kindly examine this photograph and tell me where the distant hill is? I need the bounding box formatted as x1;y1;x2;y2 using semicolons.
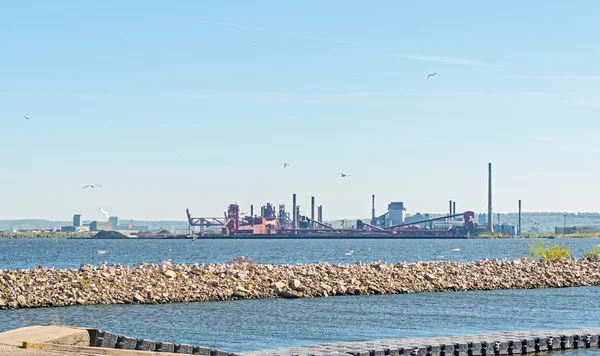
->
0;219;189;231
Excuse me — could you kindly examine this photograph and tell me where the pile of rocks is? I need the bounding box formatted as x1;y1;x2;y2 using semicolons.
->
1;258;599;309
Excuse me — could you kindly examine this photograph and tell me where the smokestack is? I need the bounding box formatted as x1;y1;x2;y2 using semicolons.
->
371;194;376;225
449;200;452;217
250;205;254;217
453;201;456;215
518;200;522;236
311;196;315;227
318;205;323;223
488;163;493;232
292;194;297;229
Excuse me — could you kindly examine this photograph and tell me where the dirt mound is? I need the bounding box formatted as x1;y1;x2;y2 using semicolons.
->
94;230;128;239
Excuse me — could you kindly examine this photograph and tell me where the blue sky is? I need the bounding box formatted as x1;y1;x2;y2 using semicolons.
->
1;0;600;221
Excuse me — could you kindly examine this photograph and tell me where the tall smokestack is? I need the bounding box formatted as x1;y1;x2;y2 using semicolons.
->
453;201;456;215
488;163;493;232
371;194;376;225
292;194;297;229
250;205;254;217
518;200;522;236
311;196;315;227
318;205;323;223
449;200;452;217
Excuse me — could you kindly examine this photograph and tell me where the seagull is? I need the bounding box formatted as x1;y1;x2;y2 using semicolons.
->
24;116;30;120
283;163;289;168
99;208;109;219
345;250;354;256
97;250;107;255
83;184;103;189
338;173;350;178
427;72;438;80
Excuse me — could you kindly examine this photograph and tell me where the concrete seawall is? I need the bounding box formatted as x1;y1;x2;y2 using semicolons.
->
236;328;600;355
2;326;600;356
1;258;600;309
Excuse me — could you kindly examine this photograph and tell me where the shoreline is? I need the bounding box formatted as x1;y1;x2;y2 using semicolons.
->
1;258;600;310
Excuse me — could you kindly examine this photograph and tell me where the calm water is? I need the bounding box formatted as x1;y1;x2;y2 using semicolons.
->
1;237;599;270
1;238;600;353
1;287;600;352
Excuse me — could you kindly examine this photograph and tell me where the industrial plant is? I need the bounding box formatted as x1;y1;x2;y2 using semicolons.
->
185;163;512;239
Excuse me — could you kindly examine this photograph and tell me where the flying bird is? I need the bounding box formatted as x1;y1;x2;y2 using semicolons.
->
427;72;438;80
24;116;30;120
283;163;289;168
99;208;109;219
338;173;350;178
83;184;103;189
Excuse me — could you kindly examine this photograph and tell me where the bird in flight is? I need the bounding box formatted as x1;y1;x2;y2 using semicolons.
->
338;173;350;178
283;163;289;168
427;73;438;80
24;116;30;120
83;184;103;189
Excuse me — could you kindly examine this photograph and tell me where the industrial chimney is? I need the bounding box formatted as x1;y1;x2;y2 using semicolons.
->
518;200;522;236
488;163;493;232
453;201;456;215
311;196;315;228
292;194;297;230
449;200;452;217
371;194;376;225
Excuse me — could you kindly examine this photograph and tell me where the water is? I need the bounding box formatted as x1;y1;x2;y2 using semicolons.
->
1;237;599;270
1;287;600;352
1;238;600;353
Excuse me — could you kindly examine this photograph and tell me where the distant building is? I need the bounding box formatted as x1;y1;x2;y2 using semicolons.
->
478;214;487;227
404;213;433;229
90;221;112;231
116;224;150;232
61;225;90;232
388;202;405;226
109;216;119;229
494;224;516;236
73;214;83;227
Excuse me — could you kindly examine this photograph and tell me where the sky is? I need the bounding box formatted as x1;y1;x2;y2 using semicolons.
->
1;0;600;221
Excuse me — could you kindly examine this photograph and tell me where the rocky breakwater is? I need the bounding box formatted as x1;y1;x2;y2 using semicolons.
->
1;258;600;309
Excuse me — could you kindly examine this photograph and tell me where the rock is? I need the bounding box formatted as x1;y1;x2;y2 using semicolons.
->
424;273;437;281
279;291;300;299
17;295;26;306
164;270;177;279
76;298;86;305
134;294;145;303
79;264;93;272
270;281;287;293
289;279;303;291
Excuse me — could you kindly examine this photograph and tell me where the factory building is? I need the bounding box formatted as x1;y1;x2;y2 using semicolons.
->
478;214;487;227
61;214;90;232
404;213;433;229
494;224;516;236
90;221;112;232
387;202;405;226
109;216;119;229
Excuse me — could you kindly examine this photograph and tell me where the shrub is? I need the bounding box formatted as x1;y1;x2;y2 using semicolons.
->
583;245;600;261
528;238;572;260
